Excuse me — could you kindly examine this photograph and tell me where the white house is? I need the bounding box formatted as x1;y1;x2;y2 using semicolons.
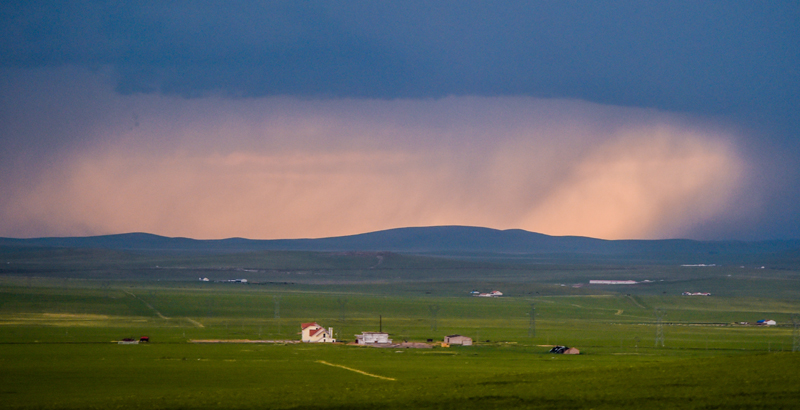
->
301;322;336;343
355;332;392;345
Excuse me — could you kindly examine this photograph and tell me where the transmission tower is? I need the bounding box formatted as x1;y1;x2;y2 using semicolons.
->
792;314;800;353
528;303;536;337
273;295;281;334
429;304;440;331
654;307;666;347
338;298;348;323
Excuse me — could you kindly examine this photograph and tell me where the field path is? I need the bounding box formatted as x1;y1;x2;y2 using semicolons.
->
316;360;396;381
123;290;169;320
626;295;647;309
185;318;205;328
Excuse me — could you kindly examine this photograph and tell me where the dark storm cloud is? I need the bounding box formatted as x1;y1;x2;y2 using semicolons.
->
2;2;797;117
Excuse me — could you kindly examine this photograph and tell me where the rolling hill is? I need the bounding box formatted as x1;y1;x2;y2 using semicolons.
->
2;226;799;265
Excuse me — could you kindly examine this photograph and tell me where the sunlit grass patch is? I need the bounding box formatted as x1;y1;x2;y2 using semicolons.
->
0;312;142;327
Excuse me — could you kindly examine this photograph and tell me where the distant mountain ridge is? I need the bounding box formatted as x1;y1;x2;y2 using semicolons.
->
1;226;799;258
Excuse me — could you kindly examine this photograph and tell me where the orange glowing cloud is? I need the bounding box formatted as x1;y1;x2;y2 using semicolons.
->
0;78;752;239
522;128;744;239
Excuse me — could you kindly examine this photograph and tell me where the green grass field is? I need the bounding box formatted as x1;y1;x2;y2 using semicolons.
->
1;248;799;408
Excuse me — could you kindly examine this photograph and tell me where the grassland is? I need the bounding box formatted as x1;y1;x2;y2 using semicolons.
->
1;247;799;408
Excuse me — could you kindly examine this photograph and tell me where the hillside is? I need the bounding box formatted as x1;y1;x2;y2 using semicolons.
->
2;226;798;266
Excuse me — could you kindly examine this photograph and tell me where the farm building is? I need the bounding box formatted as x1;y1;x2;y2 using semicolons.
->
757;319;777;326
300;322;336;343
444;335;473;346
355;332;392;345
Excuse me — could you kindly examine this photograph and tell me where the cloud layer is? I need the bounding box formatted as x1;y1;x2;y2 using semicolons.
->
0;68;752;240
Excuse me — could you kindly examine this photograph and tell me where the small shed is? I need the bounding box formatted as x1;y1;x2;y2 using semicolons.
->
563;347;580;354
444;335;473;346
355;332;392;345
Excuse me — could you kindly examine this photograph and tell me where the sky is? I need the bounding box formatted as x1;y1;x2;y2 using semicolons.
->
0;1;798;241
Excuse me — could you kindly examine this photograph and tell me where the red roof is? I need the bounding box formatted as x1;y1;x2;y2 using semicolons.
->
309;327;327;337
301;322;320;330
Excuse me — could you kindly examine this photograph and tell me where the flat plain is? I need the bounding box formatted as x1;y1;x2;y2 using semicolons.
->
1;243;799;409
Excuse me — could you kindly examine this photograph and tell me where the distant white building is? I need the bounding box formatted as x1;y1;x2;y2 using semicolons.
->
301;322;336;343
474;290;503;297
589;280;638;285
444;335;473;346
355;332;392;345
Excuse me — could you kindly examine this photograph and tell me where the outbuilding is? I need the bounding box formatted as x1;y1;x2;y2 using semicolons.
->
444;335;473;346
355;332;392;345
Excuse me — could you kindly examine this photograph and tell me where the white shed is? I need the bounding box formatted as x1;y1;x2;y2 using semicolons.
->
444;335;473;346
355;332;392;345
